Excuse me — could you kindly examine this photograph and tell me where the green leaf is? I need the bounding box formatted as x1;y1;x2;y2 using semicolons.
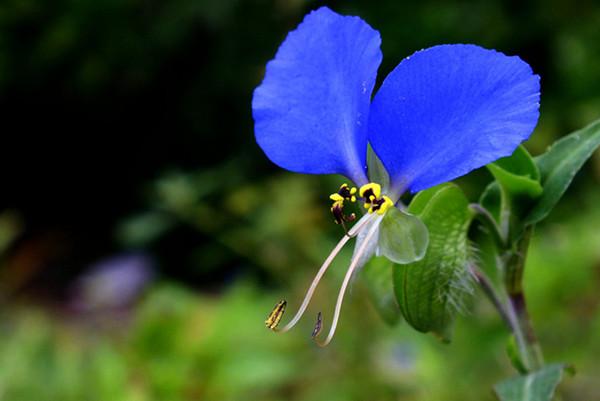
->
379;207;428;264
393;183;474;341
487;145;542;198
479;182;502;223
525;118;600;225
366;144;390;191
361;256;402;325
506;335;528;375
494;363;572;401
484;146;542;241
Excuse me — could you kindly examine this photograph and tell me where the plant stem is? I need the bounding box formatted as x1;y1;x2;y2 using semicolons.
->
503;225;544;371
469;203;507;250
469;205;545;372
469;263;532;371
468;264;512;330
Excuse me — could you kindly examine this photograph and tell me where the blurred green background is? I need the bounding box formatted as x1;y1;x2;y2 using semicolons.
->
0;0;599;400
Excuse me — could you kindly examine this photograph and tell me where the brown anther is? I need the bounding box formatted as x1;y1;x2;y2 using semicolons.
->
331;202;345;225
312;312;323;338
370;198;386;212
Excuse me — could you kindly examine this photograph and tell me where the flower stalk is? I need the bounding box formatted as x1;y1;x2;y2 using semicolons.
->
471;221;544;372
503;226;544;370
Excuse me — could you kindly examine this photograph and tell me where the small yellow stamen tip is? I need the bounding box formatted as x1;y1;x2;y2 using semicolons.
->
359;183;381;199
350;187;357;195
350;196;356;202
376;196;394;215
330;193;344;202
266;300;287;330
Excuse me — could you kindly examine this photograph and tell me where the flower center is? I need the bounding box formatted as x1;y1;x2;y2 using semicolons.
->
329;183;393;229
264;182;395;345
359;183;394;215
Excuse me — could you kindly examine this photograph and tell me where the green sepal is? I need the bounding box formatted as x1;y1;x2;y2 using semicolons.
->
393;183;474;342
525;118;600;225
379;207;429;265
494;363;574;401
487;145;542;198
366;143;390;192
361;256;402;326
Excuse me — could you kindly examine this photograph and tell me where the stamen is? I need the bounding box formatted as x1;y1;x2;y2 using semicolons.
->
312;312;323;338
265;300;286;330
359;183;381;200
270;214;373;333
313;215;383;347
372;195;394;215
329;193;344;202
330;184;359;230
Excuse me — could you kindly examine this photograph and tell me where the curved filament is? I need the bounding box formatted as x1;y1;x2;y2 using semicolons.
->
314;215;382;346
273;214;373;333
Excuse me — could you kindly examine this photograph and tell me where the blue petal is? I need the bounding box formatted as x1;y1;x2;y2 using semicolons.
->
252;7;382;186
369;44;540;194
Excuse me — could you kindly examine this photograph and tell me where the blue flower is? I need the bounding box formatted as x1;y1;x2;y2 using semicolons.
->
254;7;540;345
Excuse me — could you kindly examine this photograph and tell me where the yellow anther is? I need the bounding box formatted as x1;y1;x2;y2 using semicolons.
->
350;187;357;195
266;300;287;330
329;193;344;202
376;196;394;215
350;195;356;202
358;183;394;215
359;183;381;199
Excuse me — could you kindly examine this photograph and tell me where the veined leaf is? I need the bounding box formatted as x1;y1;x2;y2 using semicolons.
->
526;118;600;225
393;183;473;341
494;363;573;401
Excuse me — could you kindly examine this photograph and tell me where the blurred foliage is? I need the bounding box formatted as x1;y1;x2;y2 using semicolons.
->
0;0;599;400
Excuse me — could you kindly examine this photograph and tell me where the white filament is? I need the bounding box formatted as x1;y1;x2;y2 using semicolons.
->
314;214;383;346
276;214;373;333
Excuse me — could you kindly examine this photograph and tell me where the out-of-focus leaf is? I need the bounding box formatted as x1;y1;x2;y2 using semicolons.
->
487;145;542;198
379;207;429;264
394;183;473;342
526;118;600;225
506;335;528;374
0;210;23;255
361;256;402;325
494;363;572;401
